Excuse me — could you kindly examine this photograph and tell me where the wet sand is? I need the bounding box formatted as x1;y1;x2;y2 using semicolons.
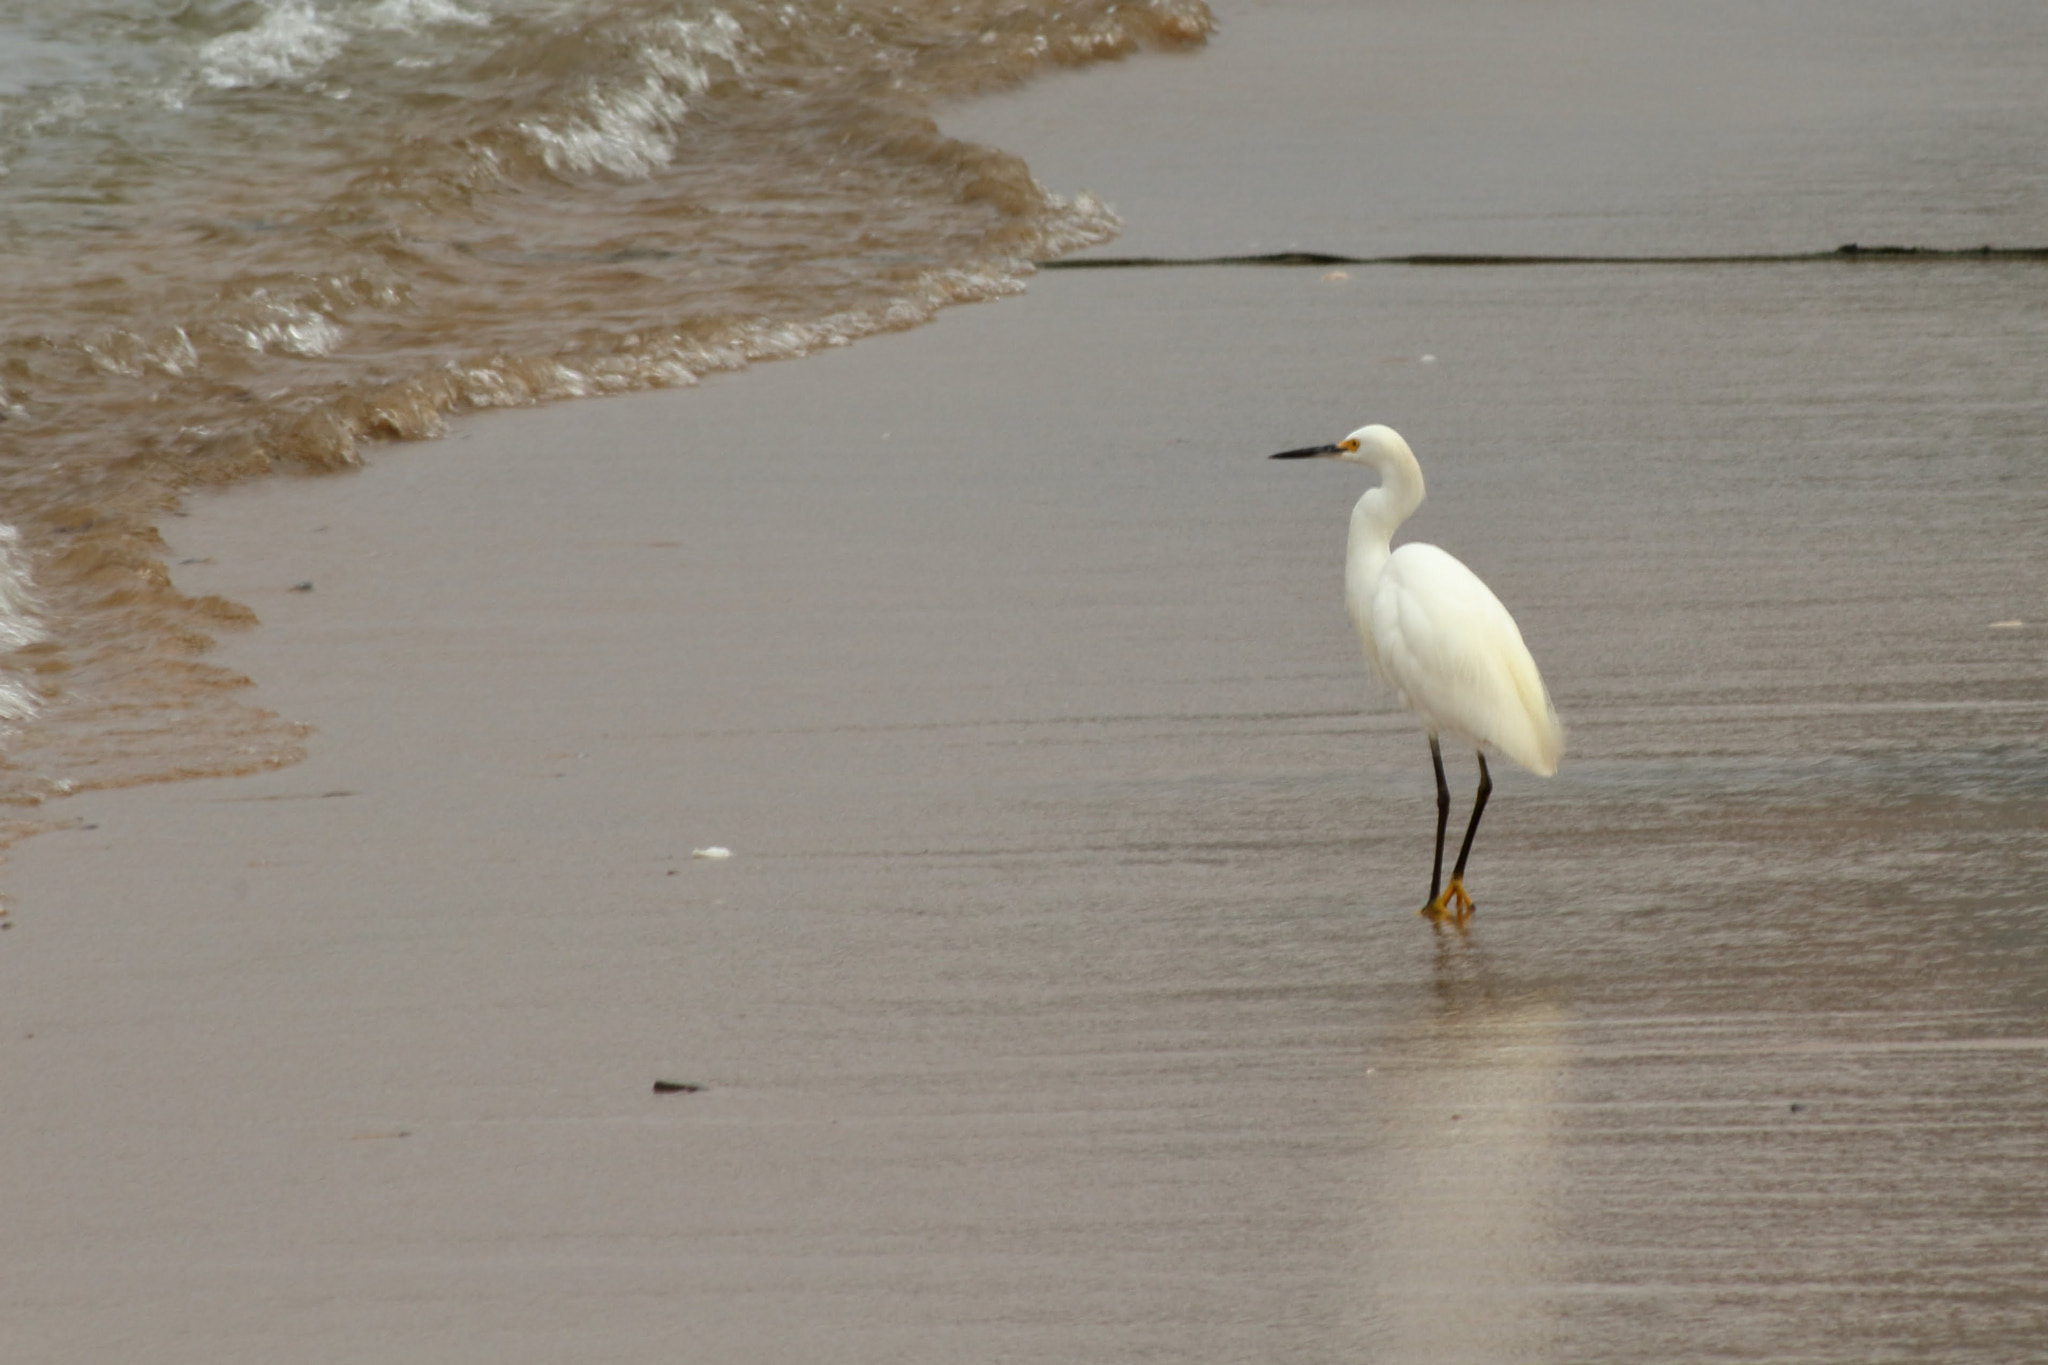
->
6;2;2048;1360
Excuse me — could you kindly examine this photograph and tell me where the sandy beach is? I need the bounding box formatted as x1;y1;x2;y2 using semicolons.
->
6;3;2047;1360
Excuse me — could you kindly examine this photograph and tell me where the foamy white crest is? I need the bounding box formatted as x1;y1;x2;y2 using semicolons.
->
155;327;201;375
78;326;204;379
222;295;346;357
645;12;749;96
364;0;491;31
517;10;749;179
0;676;38;733
0;524;47;732
446;256;1037;417
0;527;44;654
200;0;346;91
519;73;689;178
24;89;91;134
1033;189;1123;255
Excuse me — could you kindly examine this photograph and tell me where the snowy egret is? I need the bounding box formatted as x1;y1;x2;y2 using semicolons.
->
1272;425;1562;926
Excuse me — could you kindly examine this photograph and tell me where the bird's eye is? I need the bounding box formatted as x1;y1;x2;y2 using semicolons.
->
1339;439;1359;452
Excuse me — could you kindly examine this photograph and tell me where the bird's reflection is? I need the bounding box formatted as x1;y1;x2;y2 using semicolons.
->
1429;926;1502;1010
1348;940;1568;1361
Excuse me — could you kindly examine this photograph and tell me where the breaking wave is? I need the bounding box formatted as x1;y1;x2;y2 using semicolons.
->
0;0;1212;811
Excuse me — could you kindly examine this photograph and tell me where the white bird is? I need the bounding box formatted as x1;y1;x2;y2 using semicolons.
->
1272;424;1562;926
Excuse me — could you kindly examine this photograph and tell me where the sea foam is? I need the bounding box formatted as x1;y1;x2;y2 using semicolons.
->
0;524;46;732
199;0;348;90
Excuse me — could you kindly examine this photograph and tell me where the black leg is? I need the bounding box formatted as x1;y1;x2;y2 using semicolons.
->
1428;734;1451;903
1450;751;1492;882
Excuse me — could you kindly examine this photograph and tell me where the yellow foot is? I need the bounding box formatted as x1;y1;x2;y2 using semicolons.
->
1418;877;1476;928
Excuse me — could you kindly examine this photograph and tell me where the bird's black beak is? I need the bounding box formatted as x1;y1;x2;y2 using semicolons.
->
1268;443;1342;460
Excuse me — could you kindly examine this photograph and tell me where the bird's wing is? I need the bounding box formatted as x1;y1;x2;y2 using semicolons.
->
1372;544;1563;775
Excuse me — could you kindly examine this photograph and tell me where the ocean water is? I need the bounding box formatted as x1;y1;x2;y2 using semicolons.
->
0;0;1209;819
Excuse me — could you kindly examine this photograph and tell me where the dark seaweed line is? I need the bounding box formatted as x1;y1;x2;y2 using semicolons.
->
1040;245;2048;269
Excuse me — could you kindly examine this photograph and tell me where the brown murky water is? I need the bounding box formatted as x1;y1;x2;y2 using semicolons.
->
0;0;1210;810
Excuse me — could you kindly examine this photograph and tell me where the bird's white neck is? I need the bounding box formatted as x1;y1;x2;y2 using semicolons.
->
1344;440;1426;601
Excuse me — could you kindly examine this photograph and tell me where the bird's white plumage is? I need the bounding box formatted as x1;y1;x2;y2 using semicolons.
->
1330;424;1563;776
1366;543;1561;774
